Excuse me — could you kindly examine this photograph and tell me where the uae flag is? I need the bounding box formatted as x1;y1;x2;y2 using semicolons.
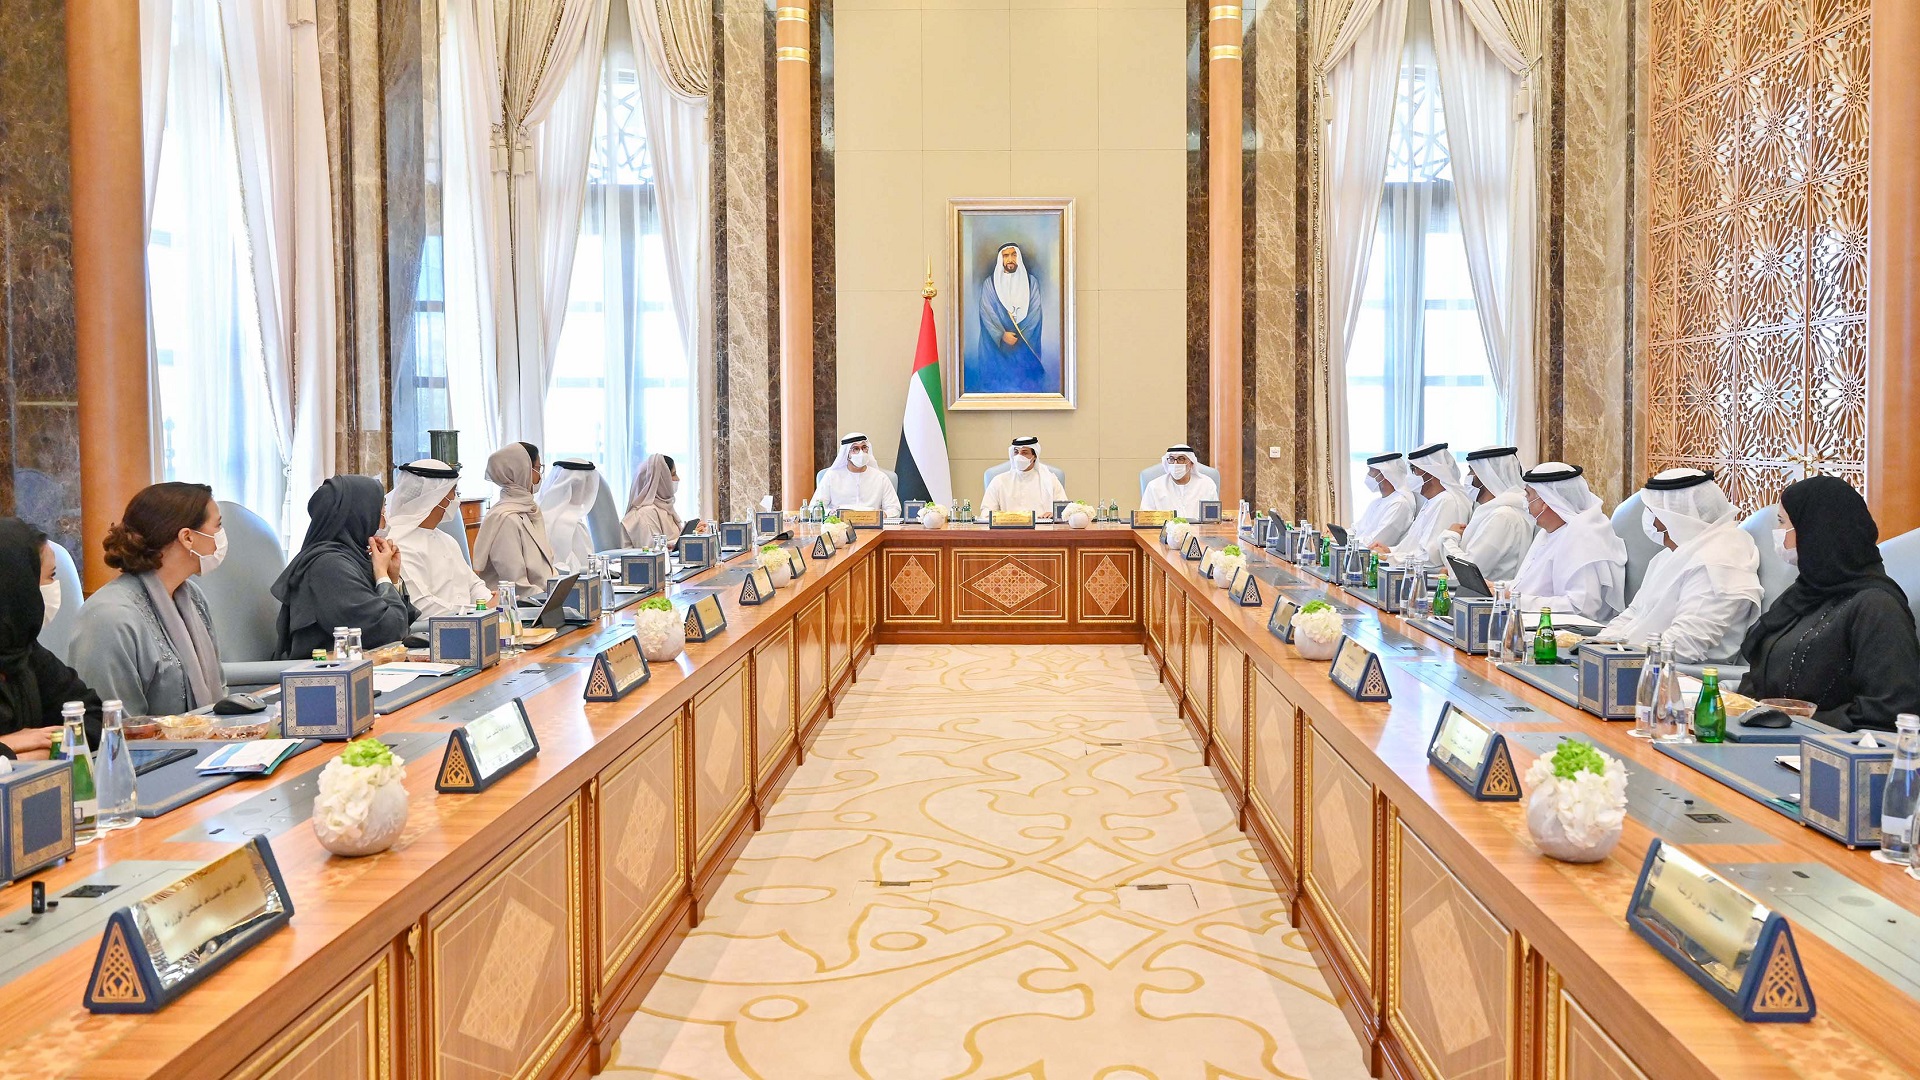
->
895;297;953;504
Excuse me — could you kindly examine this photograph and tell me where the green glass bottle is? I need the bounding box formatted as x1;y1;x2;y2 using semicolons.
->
62;704;96;843
1694;667;1726;743
1533;607;1558;663
1365;552;1380;589
1431;576;1452;617
1319;536;1332;567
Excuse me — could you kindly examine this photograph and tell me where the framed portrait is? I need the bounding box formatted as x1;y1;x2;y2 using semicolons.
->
946;197;1076;411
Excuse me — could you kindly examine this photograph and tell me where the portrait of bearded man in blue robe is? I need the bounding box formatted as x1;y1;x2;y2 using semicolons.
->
966;243;1049;394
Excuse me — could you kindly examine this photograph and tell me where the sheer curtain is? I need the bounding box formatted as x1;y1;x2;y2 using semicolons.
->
1430;0;1539;459
146;0;283;523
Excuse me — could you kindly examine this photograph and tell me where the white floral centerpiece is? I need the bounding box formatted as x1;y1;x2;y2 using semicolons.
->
823;515;855;545
759;542;793;587
1164;517;1194;549
313;738;409;857
1524;739;1628;863
1214;544;1247;589
1063;501;1098;529
634;595;687;662
920;503;949;529
1292;600;1344;660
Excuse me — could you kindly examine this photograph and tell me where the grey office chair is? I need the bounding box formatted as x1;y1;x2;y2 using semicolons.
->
36;540;83;663
1610;492;1665;604
1880;527;1920;628
1741;505;1798;614
587;471;623;550
436;511;472;562
982;461;1066;495
812;466;900;502
1137;462;1222;498
201;500;299;687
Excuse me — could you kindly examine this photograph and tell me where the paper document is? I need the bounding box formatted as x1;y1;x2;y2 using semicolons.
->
372;670;425;694
197;739;304;776
379;662;461;677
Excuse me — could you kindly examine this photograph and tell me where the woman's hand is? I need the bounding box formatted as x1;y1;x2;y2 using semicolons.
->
1;727;54;756
369;537;403;584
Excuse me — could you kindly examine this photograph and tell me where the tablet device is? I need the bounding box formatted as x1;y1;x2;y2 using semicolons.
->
1325;524;1350;547
1445;555;1492;598
518;572;583;627
679;518;703;536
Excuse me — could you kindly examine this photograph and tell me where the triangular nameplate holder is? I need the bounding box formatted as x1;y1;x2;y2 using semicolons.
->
813;533;836;559
1230;567;1263;607
1267;597;1299;644
437;699;538;794
1183;535;1204;561
787;546;808;579
584;634;649;703
683;595;728;642
739;565;775;605
1425;703;1519;802
437;735;477;791
1329;635;1391;703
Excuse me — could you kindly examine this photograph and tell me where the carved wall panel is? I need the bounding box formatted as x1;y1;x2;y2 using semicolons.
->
1644;0;1871;511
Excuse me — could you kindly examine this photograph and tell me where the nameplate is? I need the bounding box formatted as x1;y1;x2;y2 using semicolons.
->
1267;597;1299;644
903;500;926;523
838;507;883;529
990;511;1036;529
1199;500;1221;523
812;532;837;559
754;510;782;537
1425;703;1519;801
437;698;541;794
719;521;750;552
85;837;293;1013
1229;566;1262;606
738;564;777;605
1329;635;1391;702
683;593;728;642
584;633;650;702
1626;839;1815;1022
679;533;716;569
786;545;808;578
1131;509;1173;529
1182;534;1205;561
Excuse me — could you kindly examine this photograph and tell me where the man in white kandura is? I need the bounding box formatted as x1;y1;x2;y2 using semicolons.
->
1598;468;1763;663
1438;446;1536;581
386;460;492;619
536;458;599;572
1510;463;1627;624
981;436;1068;517
1376;443;1473;565
1141;444;1219;519
1351;452;1418;550
810;433;902;518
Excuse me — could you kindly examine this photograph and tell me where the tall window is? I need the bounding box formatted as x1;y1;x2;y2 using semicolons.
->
543;28;698;512
147;0;284;523
1345;61;1497;498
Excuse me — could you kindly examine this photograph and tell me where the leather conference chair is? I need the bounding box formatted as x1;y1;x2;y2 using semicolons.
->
1610;492;1665;605
1137;462;1222;498
586;471;623;551
435;510;472;562
1741;504;1798;615
1879;526;1920;628
201;500;301;688
36;539;83;664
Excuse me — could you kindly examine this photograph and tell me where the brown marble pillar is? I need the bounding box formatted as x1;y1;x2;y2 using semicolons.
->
775;4;814;507
1869;0;1920;535
66;0;151;590
1208;6;1244;504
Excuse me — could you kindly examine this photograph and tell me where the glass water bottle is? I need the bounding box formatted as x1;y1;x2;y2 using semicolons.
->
1877;713;1920;865
61;702;97;843
1653;643;1690;743
95;700;139;831
1631;634;1664;739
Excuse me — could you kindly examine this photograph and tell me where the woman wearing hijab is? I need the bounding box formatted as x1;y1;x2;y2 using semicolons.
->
272;475;417;659
1598;469;1763;663
0;519;101;757
623;453;688;549
536;458;600;570
1738;476;1920;731
388;460;492;618
1438;447;1536;581
1511;463;1628;623
69;483;229;716
471;443;558;590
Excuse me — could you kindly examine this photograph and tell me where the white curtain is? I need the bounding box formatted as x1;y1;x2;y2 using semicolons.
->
219;0;336;539
139;0;174;219
1319;0;1409;521
1430;0;1539;461
1380;180;1433;448
626;0;711;399
440;0;504;477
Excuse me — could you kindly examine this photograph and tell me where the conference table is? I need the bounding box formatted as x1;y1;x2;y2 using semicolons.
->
1;521;1915;1080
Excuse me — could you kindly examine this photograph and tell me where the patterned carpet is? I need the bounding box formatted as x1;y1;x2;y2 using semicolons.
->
602;644;1370;1080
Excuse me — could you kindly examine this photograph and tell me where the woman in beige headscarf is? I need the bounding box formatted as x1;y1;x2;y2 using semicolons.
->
471;442;557;590
623;453;685;549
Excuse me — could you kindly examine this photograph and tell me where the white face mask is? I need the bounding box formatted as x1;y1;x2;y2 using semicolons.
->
848;450;870;469
1167;462;1190;481
1365;474;1382;494
191;527;229;574
1642;511;1666;548
1773;527;1798;568
1013;455;1034;472
40;581;61;628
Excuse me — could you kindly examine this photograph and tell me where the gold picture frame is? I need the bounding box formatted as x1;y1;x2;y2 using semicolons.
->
946;196;1077;411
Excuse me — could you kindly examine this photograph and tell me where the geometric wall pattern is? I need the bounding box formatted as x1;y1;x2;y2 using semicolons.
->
1644;0;1871;512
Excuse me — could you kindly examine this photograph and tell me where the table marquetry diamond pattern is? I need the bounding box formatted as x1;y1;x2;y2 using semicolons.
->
889;555;936;615
458;897;557;1051
966;559;1048;611
1083;555;1129;615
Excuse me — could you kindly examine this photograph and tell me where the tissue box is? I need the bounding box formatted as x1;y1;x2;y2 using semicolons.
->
619;550;668;594
0;760;74;883
545;574;604;621
1801;733;1893;848
280;658;377;741
1576;643;1645;720
1450;597;1497;654
430;609;503;670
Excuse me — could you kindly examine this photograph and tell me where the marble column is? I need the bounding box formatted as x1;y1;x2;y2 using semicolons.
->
66;0;151;589
775;4;814;507
1869;0;1919;533
1209;5;1245;505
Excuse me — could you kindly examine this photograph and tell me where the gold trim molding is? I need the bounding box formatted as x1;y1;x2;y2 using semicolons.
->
1209;45;1243;61
775;46;810;63
775;6;808;21
1210;5;1242;18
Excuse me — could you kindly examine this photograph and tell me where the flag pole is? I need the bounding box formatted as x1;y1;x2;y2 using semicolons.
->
925;257;936;300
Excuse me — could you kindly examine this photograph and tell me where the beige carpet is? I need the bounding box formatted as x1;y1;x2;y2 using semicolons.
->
602;644;1371;1080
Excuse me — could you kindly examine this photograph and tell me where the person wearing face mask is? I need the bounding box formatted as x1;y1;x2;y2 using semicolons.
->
272;475;418;659
1376;443;1473;565
1141;445;1220;519
1510;463;1627;623
1351;452;1418;550
1735;476;1920;731
536;458;600;571
1596;468;1763;663
0;519;102;758
623;453;699;549
810;433;903;517
471;442;559;591
1438;447;1536;581
69;482;230;716
981;436;1069;517
388;460;493;618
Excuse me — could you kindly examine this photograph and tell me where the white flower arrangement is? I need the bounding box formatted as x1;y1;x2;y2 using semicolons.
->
634;599;687;661
1164;518;1194;549
759;544;793;586
1293;604;1344;645
920;504;949;529
1213;544;1247;588
1524;740;1628;862
312;740;409;856
1063;501;1098;529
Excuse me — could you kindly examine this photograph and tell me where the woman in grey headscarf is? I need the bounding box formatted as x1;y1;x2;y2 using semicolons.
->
622;453;686;549
471;442;557;590
70;482;229;716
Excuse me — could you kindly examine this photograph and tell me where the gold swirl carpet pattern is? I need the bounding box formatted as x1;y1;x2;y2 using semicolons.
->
603;644;1370;1079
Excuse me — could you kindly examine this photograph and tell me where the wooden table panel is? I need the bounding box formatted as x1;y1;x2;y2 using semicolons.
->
1387;819;1517;1080
1550;979;1653;1080
226;947;398;1080
1307;726;1377;989
796;595;828;735
594;715;685;1004
850;552;872;654
1185;596;1213;738
691;662;751;870
952;548;1068;623
1212;625;1247;796
881;547;943;622
827;579;851;687
1073;546;1138;624
753;622;795;785
1250;667;1297;870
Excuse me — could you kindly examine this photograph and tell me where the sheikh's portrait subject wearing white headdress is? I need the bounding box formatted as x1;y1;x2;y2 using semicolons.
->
386;460;491;618
980;436;1067;517
536;458;599;572
967;244;1049;394
1141;445;1218;518
1351;452;1417;550
1598;468;1763;663
1438;446;1536;581
810;433;902;517
1511;463;1627;624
